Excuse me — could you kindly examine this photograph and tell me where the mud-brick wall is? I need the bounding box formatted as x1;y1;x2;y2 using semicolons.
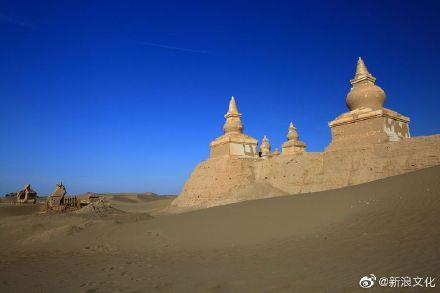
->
173;135;440;209
172;157;258;208
256;135;440;195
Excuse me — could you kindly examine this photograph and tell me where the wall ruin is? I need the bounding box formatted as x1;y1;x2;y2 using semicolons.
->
173;135;440;209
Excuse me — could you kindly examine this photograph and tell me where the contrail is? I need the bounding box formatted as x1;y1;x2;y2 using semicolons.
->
128;39;209;54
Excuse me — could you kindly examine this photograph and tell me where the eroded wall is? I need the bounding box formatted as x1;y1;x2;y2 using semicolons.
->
172;135;440;209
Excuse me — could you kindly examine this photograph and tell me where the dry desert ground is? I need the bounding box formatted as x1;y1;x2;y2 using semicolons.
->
0;166;439;292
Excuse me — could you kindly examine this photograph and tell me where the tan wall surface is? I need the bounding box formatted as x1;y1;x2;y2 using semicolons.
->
327;116;410;151
210;143;230;158
172;135;440;209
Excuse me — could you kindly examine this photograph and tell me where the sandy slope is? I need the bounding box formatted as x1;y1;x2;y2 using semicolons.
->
104;193;175;216
0;166;439;292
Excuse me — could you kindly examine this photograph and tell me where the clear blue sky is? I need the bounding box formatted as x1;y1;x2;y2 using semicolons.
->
1;1;439;195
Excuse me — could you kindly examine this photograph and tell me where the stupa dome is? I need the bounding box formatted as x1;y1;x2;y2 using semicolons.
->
346;57;386;111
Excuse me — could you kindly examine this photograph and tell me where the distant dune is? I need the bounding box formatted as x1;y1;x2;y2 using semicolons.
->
0;166;438;292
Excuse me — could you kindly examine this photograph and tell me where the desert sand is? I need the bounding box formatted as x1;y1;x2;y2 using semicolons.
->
0;166;439;292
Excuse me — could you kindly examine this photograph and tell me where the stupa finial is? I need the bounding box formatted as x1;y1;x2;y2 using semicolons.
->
355;57;369;77
227;96;239;115
351;57;376;85
223;96;243;134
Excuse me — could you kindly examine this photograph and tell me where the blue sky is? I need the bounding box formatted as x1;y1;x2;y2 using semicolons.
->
1;0;439;195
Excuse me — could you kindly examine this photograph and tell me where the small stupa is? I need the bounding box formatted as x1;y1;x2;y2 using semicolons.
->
210;96;258;158
260;135;272;158
281;122;306;155
326;57;410;151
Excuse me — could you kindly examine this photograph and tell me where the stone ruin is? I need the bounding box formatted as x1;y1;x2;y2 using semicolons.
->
172;57;440;209
45;182;80;212
8;183;105;213
43;184;107;212
16;184;37;204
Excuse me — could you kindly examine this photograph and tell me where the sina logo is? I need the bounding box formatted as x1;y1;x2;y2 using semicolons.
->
359;274;376;288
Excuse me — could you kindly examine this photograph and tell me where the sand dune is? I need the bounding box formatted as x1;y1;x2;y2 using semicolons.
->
103;193;175;215
0;166;439;292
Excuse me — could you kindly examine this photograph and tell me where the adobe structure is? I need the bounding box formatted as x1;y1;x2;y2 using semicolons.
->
172;58;440;209
16;184;37;204
45;183;80;211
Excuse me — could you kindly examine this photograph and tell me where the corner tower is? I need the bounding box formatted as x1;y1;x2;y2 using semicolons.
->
326;58;410;151
210;96;258;158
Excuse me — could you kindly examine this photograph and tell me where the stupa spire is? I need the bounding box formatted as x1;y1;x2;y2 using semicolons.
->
351;57;376;85
223;96;243;134
227;96;239;115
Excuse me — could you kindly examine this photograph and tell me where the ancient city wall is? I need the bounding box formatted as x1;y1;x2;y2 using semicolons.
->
172;135;440;209
256;135;440;193
172;157;261;208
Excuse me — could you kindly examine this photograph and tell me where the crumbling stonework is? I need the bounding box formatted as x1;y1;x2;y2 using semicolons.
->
16;184;37;204
172;58;440;209
45;183;80;212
